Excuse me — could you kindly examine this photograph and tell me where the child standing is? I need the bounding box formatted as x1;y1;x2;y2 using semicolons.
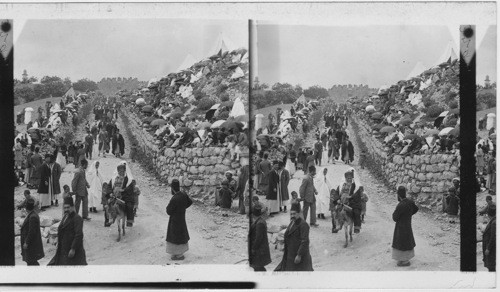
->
360;186;368;223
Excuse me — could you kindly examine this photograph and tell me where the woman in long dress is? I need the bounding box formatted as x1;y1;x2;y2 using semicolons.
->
55;139;67;170
315;167;332;219
87;161;103;213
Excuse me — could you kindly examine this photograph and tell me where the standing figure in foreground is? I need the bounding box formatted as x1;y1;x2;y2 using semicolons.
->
482;206;496;272
391;186;419;267
166;179;193;261
72;158;91;221
48;196;87;265
249;205;272;271
20;198;44;265
275;203;313;271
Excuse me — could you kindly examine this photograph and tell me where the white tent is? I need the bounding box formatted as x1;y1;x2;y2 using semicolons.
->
207;33;238;57
255;114;264;131
406;61;427;80
63;87;76;99
487;113;496;130
176;54;198;72
229;97;245;117
435;41;458;66
296;94;307;104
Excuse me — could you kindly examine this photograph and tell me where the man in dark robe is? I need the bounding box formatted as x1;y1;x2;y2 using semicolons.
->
482;206;496;272
111;129;125;157
275;203;313;271
250;205;271;271
20;199;44;265
258;153;272;193
48;196;87;265
266;161;281;216
237;163;250;215
166;179;193;261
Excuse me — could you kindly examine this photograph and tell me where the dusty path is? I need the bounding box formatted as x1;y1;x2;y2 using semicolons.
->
15;113;248;265
261;124;460;271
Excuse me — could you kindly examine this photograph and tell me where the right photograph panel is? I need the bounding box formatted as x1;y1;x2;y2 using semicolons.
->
249;23;496;272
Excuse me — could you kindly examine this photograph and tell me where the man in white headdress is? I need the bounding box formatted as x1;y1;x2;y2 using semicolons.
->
87;161;104;214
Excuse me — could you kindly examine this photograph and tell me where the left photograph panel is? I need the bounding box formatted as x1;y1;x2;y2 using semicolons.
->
13;19;249;265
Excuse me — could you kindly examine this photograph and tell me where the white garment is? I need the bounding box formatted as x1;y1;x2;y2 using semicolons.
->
315;173;332;214
87;161;103;208
56;152;66;170
285;159;296;177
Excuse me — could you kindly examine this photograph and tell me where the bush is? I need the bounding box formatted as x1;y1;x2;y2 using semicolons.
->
422;96;435;108
197;97;216;111
80;102;93;120
426;105;444;118
445;91;458;103
449;100;459;109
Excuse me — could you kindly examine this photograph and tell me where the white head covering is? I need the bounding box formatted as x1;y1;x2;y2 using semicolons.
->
111;160;135;187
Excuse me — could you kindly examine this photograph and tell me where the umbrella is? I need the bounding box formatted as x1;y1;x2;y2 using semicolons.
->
233;115;248;123
438;111;449;118
404;134;420;140
210;104;220;110
425;129;440;136
175;126;190;133
220;120;243;131
142;116;155;124
399;118;412;126
439;127;454;136
136;98;146;105
151;119;167;127
448;128;460;137
371;112;383;119
380;126;396;133
372;124;384;131
211;120;225;128
142;105;154;112
434;116;445;128
170;112;183;119
365;105;375;113
205;109;217;121
197;121;212;129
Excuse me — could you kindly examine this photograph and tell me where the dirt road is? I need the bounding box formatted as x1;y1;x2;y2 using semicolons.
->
261;127;460;271
15;114;249;265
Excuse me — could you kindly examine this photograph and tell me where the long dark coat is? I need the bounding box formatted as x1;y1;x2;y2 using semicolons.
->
112;134;125;156
275;217;313;271
37;163;51;194
20;211;45;263
48;211;87;265
266;170;280;200
392;198;419;251
30;153;43;179
259;159;272;186
280;169;290;201
166;191;192;245
50;163;62;195
482;216;496;270
249;216;271;268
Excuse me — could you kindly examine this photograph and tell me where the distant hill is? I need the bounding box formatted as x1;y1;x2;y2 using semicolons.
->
97;77;147;96
328;84;377;103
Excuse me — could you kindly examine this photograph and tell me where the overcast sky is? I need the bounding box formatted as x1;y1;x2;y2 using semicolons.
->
15;19;247;82
257;25;496;88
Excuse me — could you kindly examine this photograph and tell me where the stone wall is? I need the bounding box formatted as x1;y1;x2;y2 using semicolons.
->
351;115;460;205
122;106;245;201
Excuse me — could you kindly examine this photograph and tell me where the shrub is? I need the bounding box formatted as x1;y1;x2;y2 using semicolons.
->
197;97;216;111
445;91;458;103
426;105;444;118
422;96;435;108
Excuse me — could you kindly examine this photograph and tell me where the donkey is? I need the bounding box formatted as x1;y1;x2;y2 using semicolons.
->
108;194;127;242
334;203;354;248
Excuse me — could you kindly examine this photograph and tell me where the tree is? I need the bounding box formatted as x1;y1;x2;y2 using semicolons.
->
73;78;99;92
14;85;35;103
63;77;72;89
40;76;67;97
304;85;329;100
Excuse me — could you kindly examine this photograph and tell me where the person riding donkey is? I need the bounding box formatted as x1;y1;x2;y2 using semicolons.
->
333;169;363;233
106;161;137;227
